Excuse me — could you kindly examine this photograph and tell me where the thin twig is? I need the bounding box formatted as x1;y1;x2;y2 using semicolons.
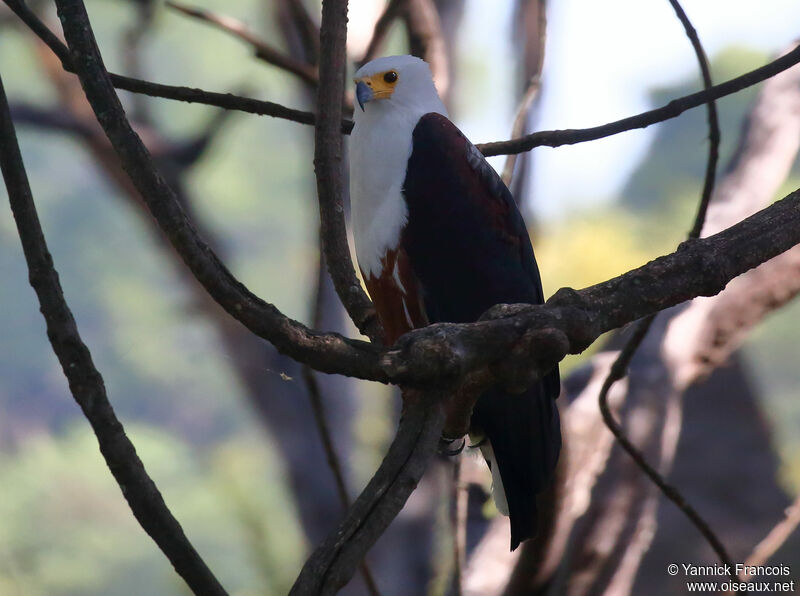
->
739;494;800;581
474;44;800;156
402;0;449;100
300;248;381;593
1;0;345;127
285;0;320;66
299;255;381;594
0;72;228;596
166;1;319;87
501;75;540;186
451;457;467;596
302;368;352;509
7;0;800;156
501;0;547;187
598;317;735;580
120;0;155;122
597;0;732;579
358;0;407;67
667;0;720;240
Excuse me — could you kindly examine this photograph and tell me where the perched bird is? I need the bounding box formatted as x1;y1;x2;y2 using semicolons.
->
349;55;561;550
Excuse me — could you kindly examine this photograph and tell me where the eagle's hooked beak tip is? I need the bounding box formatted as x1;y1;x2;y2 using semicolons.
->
355;80;372;111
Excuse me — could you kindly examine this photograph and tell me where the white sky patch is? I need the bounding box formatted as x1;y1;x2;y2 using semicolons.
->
455;0;800;219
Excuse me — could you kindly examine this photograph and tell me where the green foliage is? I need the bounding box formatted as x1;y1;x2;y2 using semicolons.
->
745;298;800;492
536;209;665;293
0;424;304;596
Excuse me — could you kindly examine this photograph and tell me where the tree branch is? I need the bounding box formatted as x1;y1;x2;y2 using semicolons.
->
501;0;546;187
0;72;228;596
739;493;800;580
290;390;446;595
402;0;450;101
668;0;720;239
285;0;320;66
166;1;320;87
501;74;540;187
1;0;347;126
475;42;800;157
313;0;382;343
358;0;406;67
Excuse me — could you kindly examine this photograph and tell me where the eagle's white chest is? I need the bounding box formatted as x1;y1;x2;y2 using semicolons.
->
349;109;418;278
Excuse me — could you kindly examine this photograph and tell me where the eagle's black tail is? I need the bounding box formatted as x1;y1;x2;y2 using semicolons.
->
472;368;561;550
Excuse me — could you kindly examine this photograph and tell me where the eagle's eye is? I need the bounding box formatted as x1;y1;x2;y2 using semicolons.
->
383;71;398;84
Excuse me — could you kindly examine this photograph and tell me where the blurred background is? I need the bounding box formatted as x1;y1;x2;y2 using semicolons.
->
1;1;799;595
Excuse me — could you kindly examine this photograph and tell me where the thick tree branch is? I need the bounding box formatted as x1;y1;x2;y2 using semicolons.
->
290;390;446;595
313;0;382;343
0;72;228;596
384;190;800;386
667;246;800;390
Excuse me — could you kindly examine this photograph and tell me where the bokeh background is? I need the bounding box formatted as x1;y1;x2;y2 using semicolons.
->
1;1;799;595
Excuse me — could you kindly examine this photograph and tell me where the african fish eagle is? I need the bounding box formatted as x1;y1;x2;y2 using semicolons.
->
349;55;561;550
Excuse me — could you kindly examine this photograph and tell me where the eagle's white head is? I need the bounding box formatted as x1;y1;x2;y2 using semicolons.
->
349;55;447;278
352;55;446;117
